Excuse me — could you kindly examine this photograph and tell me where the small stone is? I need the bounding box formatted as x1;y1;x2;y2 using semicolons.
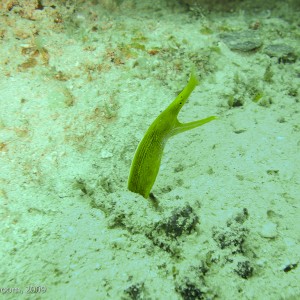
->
260;222;277;238
100;149;113;158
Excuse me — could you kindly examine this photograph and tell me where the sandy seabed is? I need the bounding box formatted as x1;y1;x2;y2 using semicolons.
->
0;0;299;299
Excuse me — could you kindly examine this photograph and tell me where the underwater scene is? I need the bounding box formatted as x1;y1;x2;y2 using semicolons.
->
0;0;299;299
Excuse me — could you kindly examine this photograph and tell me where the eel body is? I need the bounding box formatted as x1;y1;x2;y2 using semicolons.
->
128;72;217;198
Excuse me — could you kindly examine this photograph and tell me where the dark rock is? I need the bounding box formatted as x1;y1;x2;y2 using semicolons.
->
159;205;199;238
124;283;144;300
219;30;262;52
264;44;297;63
283;263;298;273
145;205;199;256
234;261;254;279
212;223;248;254
176;282;204;300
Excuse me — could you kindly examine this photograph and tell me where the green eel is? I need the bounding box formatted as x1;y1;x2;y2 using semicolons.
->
128;71;217;198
